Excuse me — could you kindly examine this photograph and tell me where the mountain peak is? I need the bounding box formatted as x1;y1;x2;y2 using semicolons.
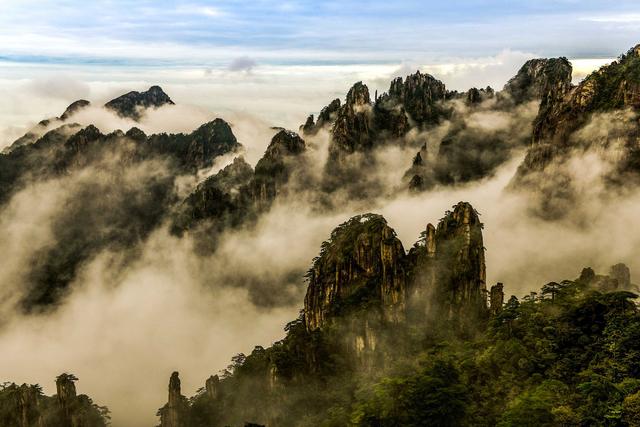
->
60;99;91;120
104;85;174;120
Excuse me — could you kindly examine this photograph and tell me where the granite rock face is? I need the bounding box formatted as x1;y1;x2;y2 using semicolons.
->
330;82;373;157
512;45;640;212
159;372;189;427
489;283;505;315
300;98;341;135
502;58;573;105
408;202;487;327
175;129;306;233
303;202;487;332
104;85;174;119
379;70;447;126
303;214;408;331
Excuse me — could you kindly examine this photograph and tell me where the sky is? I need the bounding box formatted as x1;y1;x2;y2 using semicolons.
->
1;0;640;65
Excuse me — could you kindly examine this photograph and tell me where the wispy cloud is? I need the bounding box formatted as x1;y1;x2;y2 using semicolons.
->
580;13;640;23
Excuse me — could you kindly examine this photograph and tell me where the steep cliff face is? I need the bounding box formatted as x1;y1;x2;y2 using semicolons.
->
175;129;306;233
304;202;487;333
303;214;408;331
514;45;640;194
159;202;491;426
378;70;447;128
502;58;573;105
433;202;487;321
330;82;373;157
402;59;567;192
407;202;487;327
248;130;306;208
104;85;174;119
300;98;341;135
159;372;190;427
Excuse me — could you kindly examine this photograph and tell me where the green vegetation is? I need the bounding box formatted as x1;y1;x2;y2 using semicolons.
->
0;374;109;427
178;272;640;427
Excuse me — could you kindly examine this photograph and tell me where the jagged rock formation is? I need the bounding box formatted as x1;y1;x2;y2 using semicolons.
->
158;372;190;427
304;202;487;333
502;58;573;105
300;98;341;135
0;374;108;427
407;202;487;327
4;100;90;153
157;202;491;426
577;263;636;292
489;282;504;315
0;118;241;309
5;85;174;154
330;82;373;157
513;45;640;207
378;71;447;128
303;214;408;331
174;129;305;233
403;58;572;192
104;85;174;119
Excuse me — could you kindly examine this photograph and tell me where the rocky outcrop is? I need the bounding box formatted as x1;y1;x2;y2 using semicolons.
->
248;129;306;208
489;283;504;315
4;100;90;153
159;372;189;427
300;98;341;135
304;202;487;332
330;82;373;157
60;99;91;120
512;45;640;208
502;58;573;105
0;374;108;427
402;59;568;193
409;202;487;326
174;129;306;232
205;375;220;401
378;71;447;126
1;119;242;310
304;214;408;331
104;85;174;119
578;263;635;292
56;374;78;425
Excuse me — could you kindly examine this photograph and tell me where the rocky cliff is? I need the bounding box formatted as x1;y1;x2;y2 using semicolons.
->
502;58;573;105
156;202;490;426
174;129;306;233
403;57;572;192
158;372;190;427
303;214;408;331
304;202;487;332
512;44;640;213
